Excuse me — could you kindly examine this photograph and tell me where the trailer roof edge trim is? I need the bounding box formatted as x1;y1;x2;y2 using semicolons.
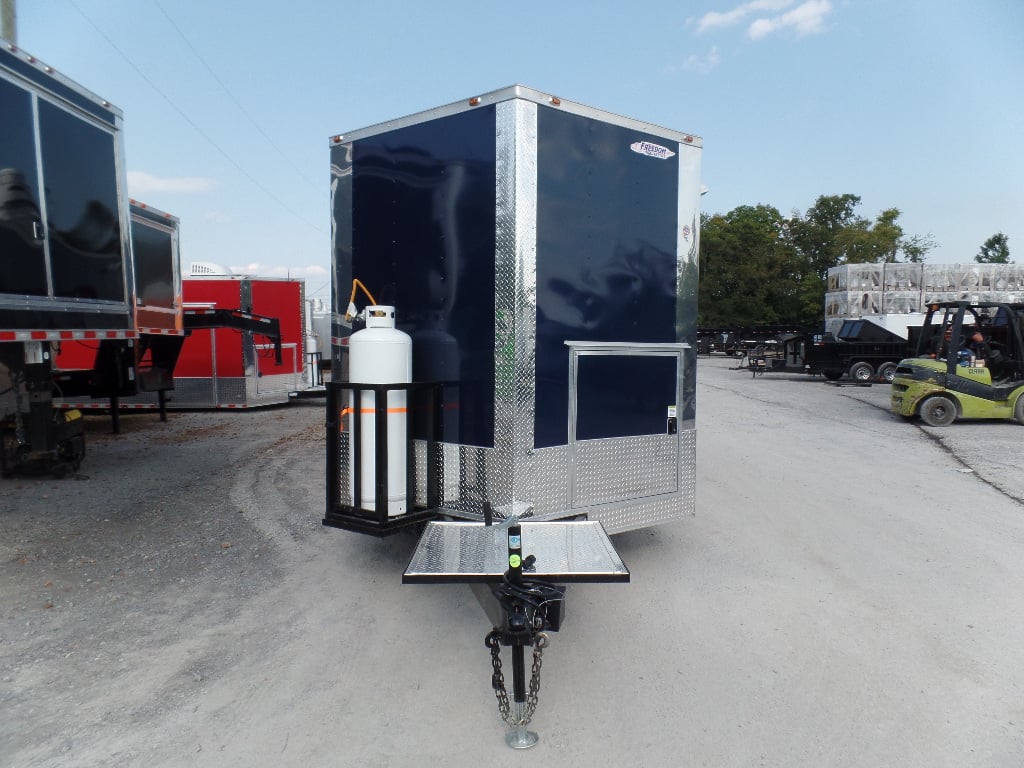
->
329;84;702;147
0;41;121;127
130;199;181;227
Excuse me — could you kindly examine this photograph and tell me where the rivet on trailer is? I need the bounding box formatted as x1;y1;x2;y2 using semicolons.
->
322;86;702;747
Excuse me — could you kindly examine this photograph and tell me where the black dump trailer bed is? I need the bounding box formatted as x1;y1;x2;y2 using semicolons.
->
748;318;915;383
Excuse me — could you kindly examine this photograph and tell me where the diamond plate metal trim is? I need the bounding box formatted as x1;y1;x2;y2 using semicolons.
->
404;521;629;582
573;434;679;506
338;429;352;505
587;429;696;534
491;97;539;518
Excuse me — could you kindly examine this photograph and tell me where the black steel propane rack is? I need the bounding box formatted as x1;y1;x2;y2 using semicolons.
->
323;380;444;536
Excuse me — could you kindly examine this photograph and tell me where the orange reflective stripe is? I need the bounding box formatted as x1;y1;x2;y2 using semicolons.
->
340;407;408;415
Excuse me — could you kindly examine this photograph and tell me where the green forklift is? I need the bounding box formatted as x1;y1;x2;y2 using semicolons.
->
891;301;1024;427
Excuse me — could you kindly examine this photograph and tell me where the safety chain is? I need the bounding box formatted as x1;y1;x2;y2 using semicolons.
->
485;629;548;727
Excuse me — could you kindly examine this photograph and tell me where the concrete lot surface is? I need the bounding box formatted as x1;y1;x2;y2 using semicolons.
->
2;357;1023;767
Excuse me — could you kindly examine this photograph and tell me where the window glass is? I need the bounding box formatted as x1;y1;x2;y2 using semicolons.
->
575;354;677;440
38;100;125;301
132;219;175;308
0;76;47;296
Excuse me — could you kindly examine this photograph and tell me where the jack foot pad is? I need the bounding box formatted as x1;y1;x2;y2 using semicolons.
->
506;726;539;749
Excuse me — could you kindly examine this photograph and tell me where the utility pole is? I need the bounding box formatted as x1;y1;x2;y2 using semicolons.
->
1;0;16;45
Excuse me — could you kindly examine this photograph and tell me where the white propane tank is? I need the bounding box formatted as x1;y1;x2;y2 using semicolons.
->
348;306;412;516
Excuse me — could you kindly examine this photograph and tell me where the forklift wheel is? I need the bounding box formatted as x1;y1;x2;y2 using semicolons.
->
1015;395;1024;425
919;395;958;427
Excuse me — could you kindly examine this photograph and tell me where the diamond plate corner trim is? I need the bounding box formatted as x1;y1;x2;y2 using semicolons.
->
676;141;701;431
492;97;539;516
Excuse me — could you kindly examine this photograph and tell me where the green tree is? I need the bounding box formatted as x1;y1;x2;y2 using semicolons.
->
976;232;1011;263
698;204;806;326
698;195;936;329
789;194;863;280
856;208;935;263
868;208;903;263
790;197;934;270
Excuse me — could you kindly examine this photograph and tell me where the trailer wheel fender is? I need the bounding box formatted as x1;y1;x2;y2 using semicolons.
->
919;394;958;427
849;361;874;382
876;362;898;384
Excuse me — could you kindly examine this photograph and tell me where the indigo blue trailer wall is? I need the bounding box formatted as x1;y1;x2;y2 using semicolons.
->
330;86;701;533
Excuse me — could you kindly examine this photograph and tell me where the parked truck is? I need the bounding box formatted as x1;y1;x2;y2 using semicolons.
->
0;41;134;474
747;315;923;383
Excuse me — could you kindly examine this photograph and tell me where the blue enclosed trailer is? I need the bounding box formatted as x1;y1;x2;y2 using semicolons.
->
323;86;702;745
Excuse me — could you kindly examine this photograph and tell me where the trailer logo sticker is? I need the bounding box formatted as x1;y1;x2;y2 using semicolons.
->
630;140;675;160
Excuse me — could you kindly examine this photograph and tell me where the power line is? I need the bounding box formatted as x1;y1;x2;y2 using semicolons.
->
67;0;323;235
152;0;322;194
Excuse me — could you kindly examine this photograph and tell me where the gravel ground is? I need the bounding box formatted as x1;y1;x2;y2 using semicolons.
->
2;360;1024;767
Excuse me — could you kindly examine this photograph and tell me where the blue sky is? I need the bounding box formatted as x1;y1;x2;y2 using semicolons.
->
11;0;1024;301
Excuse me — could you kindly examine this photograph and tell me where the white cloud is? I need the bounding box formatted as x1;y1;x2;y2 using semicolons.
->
127;171;218;195
683;46;722;73
748;0;832;39
696;0;794;33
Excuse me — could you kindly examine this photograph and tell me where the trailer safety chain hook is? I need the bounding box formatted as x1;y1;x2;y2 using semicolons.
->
485;629;549;727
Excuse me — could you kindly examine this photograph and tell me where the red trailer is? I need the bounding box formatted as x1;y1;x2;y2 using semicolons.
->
168;270;305;408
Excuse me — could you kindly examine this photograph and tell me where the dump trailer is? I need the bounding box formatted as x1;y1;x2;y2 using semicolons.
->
323;86;701;747
747;316;919;383
53;200;186;426
0;42;134;474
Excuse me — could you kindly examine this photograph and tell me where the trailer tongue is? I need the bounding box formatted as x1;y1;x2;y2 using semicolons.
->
404;517;629;747
323;86;702;745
